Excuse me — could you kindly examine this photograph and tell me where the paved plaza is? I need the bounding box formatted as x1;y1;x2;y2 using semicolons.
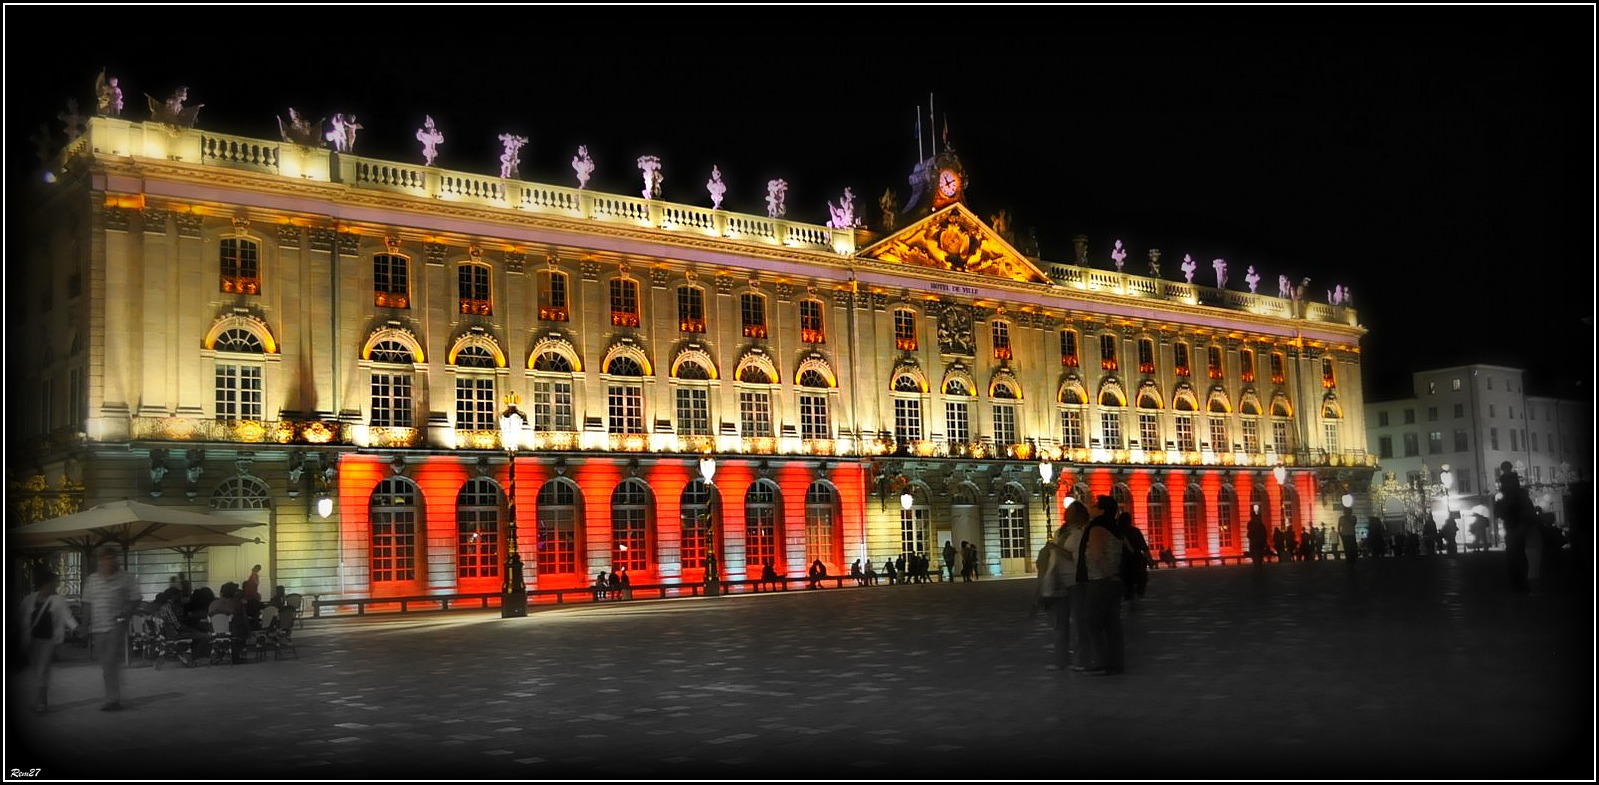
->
5;551;1590;781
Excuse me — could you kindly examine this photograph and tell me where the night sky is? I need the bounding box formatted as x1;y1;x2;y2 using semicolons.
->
7;6;1593;403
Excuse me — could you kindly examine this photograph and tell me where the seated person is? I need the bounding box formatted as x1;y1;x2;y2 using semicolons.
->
268;585;288;608
153;594;208;657
864;562;879;586
185;586;216;627
1159;547;1178;568
207;583;249;661
850;559;865;586
157;575;184;607
807;559;827;589
593;571;608;600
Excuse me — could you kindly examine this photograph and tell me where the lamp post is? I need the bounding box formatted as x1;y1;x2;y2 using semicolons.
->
699;453;720;596
1038;457;1057;541
1272;464;1289;533
499;395;528;619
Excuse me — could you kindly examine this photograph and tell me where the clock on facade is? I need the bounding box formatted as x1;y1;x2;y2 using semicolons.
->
937;168;961;198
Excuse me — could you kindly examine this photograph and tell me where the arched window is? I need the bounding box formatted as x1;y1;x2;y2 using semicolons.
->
1183;484;1206;556
611;479;650;571
374;252;410;309
211;475;271;510
454;345;497;432
1146;484;1169;552
900;485;930;558
738;365;775;438
798;369;831;440
370;477;421;584
1217;485;1238;550
606;355;645;434
458;262;491;315
1058;383;1087;449
892;373;924;444
213;328;265;422
1240;396;1263;453
532;350;577;433
1099;387;1126;450
1113;483;1133;516
220;236;260;295
535;479;579;575
680;479;714;570
945;378;973;445
1136;389;1161;450
1174;393;1198;452
998;483;1028;558
677;285;706;333
674;360;713;437
991;381;1019;448
745;479;780;569
1322;400;1342;454
1281;482;1299;535
368;338;418;429
1252;483;1271;529
805;481;840;568
456;478;501;579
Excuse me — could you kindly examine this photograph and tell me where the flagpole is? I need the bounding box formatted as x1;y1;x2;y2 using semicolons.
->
916;109;923;164
929;93;936;157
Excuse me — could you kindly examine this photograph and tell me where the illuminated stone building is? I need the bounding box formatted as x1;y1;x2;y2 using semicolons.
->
13;111;1373;603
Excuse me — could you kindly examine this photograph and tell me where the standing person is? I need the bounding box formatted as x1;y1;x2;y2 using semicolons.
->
1246;507;1269;566
1115;511;1152;602
963;541;980;581
941;540;958;582
1495;462;1537;592
83;546;141;711
1338;507;1360;568
19;570;79;714
1039;499;1091;671
1441;513;1460;555
242;564;264;623
1071;496;1125;675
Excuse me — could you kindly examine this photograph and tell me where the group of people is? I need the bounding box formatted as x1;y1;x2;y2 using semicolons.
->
591;568;632;600
1036;495;1153;676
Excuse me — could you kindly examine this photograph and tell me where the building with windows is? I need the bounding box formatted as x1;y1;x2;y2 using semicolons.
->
12;109;1373;603
1364;364;1589;545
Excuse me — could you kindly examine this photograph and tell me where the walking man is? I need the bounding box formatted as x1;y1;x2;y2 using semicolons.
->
1338;506;1359;568
83;546;142;711
941;540;958;582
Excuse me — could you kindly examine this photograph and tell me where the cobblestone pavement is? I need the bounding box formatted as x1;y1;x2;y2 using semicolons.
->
5;552;1590;781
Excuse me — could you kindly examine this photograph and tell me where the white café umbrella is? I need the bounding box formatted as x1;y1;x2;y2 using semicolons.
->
129;529;264;578
7;499;265;555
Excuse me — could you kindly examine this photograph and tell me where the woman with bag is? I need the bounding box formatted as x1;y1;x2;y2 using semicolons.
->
19;570;79;714
1038;499;1091;672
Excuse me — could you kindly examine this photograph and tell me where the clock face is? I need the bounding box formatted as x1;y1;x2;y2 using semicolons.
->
937;169;960;198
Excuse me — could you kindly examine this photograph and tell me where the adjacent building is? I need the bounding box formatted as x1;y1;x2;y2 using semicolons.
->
11;106;1373;604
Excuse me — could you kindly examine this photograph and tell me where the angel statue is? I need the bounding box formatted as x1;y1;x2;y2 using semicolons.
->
147;86;203;129
94;69;124;117
572;145;595;189
416;115;444;166
765;179;788;219
879;188;898;232
1278;274;1292;299
499;133;529;179
638;155;663;199
706;165;727;209
277;108;325;148
325;113;362;153
1111;239;1127;272
1180;254;1197;284
1244;265;1261;293
1212;258;1228;289
827;187;861;229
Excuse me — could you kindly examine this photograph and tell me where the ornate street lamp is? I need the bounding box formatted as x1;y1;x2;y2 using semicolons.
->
499;395;528;619
699;453;721;596
1038;458;1057;540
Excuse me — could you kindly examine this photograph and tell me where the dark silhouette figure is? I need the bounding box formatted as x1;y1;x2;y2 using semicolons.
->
1338;508;1359;568
1441;513;1460;555
759;559;780;592
1116;512;1152;601
1247;509;1269;565
1496;463;1537;592
942;540;958;582
807;559;827;589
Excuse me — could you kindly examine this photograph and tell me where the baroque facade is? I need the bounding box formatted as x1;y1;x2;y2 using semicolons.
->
13;113;1373;604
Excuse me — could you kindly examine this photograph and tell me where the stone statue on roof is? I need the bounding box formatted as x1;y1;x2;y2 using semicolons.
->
326;113;362;153
1111;240;1127;272
147;86;203;129
416;116;444;166
706;166;726;209
638;156;663;199
499;133;529;179
827;187;861;229
573;145;595;190
879;188;898;232
1180;254;1197;284
94;69;123;117
1245;265;1261;293
1278;274;1292;299
278;108;324;148
1212;258;1228;289
766;179;788;218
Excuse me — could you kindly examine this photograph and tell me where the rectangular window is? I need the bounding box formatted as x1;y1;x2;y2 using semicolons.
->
1325;421;1340;453
993;403;1017;447
740;293;767;338
370;510;416;582
799;300;825;344
1101;411;1124;449
676;387;711;436
374;253;410;308
1242;418;1260;453
1428;430;1443;454
739;390;774;437
998;507;1027;559
1173;343;1191;377
1403;432;1419;457
1208;346;1224;380
1138;338;1156;374
1175;414;1196;452
610;279;640;328
1378;435;1393;459
39;378;52;432
1138;412;1160;449
677;286;705;333
991;321;1012;361
540;270;569;322
1240;349;1256;383
532;380;574;432
1453;403;1465;418
946;399;971;444
895;309;918;351
1452;378;1462;391
1060;330;1079;367
1453;429;1468;452
1269;352;1285;385
455;377;495;431
1100;334;1118;371
220;238;261;295
68;367;83;427
1490;427;1499;451
894;397;923;443
1531;432;1539;452
370;373;413;428
1404;408;1416;424
1061;408;1084;449
1378;411;1390;427
607;384;644;434
458;264;491;315
214;364;263;421
1272;419;1291;454
1508;405;1515;419
1510;430;1519;452
1427;406;1438;422
1208;417;1229;452
538;508;577;575
800;393;830;440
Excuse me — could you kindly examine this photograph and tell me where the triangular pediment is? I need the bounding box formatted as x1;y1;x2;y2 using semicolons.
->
858;203;1050;285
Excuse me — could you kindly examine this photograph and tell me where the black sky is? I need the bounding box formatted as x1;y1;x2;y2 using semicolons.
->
7;5;1594;403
